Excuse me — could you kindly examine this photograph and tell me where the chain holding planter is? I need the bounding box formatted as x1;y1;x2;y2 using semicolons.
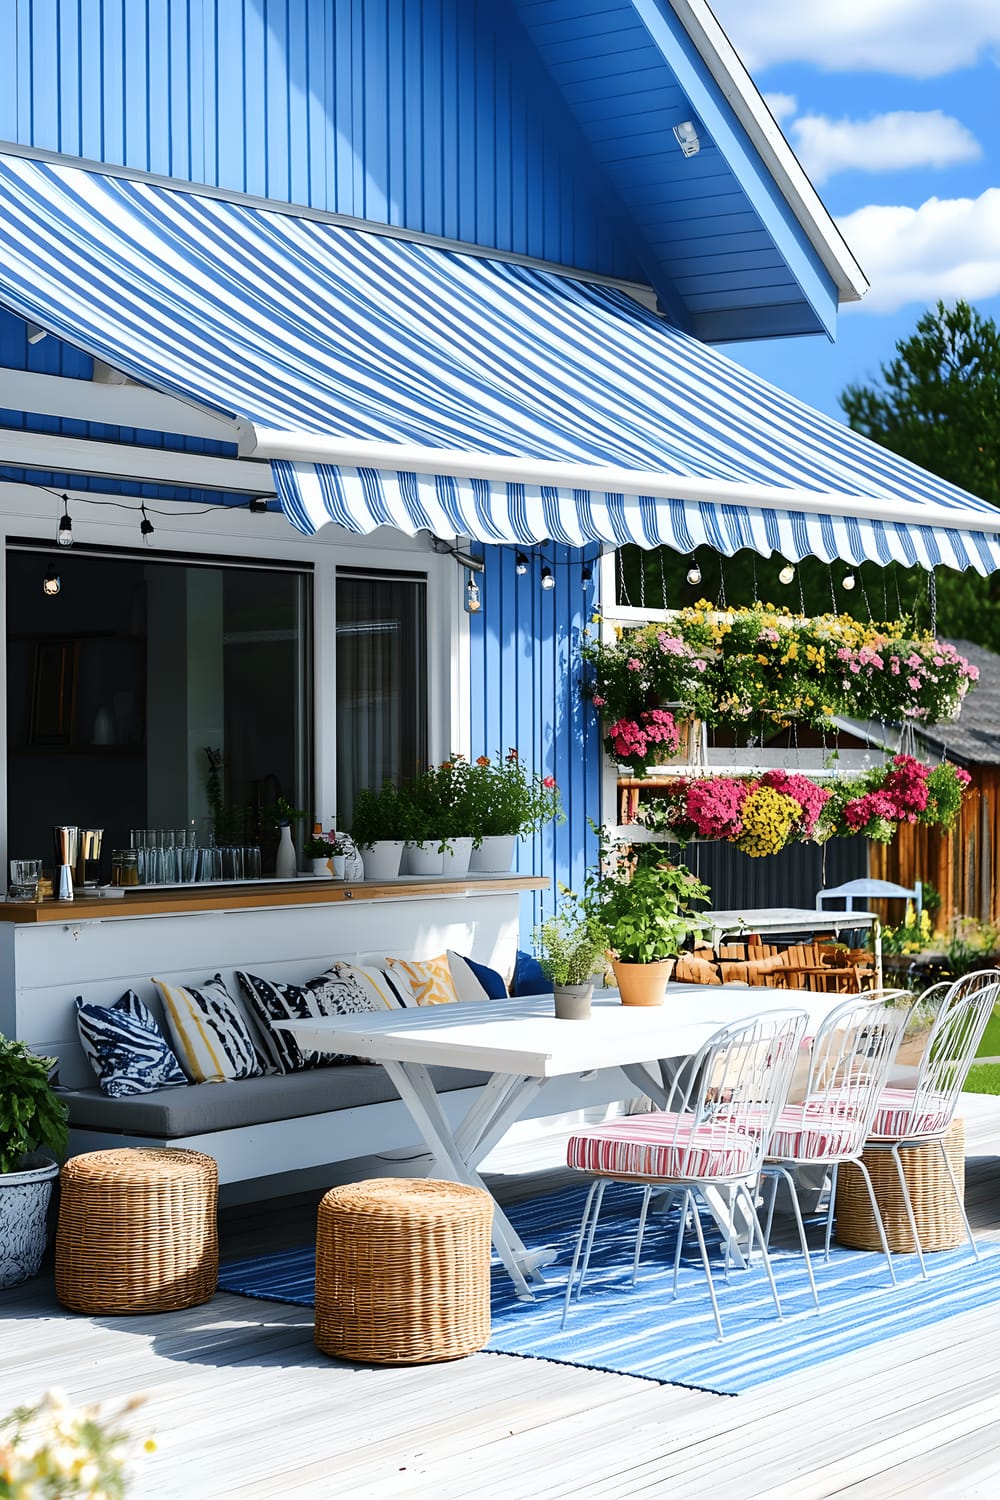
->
582;604;980;774
633;757;971;857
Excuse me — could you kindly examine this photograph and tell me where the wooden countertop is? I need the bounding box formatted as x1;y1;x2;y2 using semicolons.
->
0;874;547;923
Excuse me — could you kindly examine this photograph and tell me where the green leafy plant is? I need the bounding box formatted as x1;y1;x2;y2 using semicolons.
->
349;782;408;847
583;839;710;964
302;835;335;858
462;751;564;838
533;891;608;987
0;1035;69;1175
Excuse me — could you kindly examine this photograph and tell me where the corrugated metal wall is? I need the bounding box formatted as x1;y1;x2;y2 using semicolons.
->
469;543;603;938
2;0;639;279
680;837;869;918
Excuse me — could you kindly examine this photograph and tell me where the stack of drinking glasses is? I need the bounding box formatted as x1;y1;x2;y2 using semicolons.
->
113;829;263;886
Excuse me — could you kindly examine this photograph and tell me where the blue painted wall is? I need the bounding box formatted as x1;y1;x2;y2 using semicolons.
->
469;543;604;939
1;0;642;282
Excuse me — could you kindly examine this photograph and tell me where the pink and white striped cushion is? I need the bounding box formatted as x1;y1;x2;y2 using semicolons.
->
867;1086;952;1140
567;1111;758;1181
766;1102;864;1162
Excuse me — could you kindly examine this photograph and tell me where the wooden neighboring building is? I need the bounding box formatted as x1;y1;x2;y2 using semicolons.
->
871;640;1000;931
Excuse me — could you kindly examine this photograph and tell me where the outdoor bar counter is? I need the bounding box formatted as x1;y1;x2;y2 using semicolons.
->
0;874;546;1090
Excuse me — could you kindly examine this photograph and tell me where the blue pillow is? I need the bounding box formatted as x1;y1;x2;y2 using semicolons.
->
512;949;550;997
461;954;509;999
76;990;188;1098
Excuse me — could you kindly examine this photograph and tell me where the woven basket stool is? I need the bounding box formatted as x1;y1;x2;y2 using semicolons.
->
835;1117;965;1253
55;1147;218;1314
315;1177;493;1364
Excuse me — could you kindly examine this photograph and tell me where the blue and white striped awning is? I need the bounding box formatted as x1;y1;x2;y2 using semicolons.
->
1;151;999;572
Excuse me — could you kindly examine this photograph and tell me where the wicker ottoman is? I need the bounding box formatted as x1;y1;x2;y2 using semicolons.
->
835;1117;965;1253
55;1147;218;1314
315;1177;493;1364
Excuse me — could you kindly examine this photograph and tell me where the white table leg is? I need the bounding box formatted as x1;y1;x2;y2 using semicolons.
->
380;1058;549;1299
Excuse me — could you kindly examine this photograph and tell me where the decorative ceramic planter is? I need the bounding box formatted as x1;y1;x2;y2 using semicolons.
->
330;854;347;880
309;856;333;878
611;958;675;1007
440;836;473;877
0;1152;59;1289
404;840;444;876
553;982;595;1020
358;840;404;881
468;834;517;873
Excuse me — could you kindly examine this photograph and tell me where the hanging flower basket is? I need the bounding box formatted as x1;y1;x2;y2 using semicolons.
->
583;606;980;768
633;756;970;858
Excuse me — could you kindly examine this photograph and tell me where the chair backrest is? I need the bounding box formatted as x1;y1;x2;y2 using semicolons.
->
904;979;1000;1133
787;990;915;1156
664;1008;809;1178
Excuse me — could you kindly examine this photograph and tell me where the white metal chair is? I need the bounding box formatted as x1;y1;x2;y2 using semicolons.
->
759;989;915;1307
561;1008;809;1339
862;976;1000;1276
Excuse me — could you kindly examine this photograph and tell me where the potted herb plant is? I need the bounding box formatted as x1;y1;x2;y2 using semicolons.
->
466;751;564;872
302;831;336;878
584;841;710;1006
349;782;407;880
534;892;609;1019
0;1033;69;1288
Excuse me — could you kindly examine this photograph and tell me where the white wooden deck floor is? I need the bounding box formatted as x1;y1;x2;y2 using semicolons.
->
3;1094;1000;1499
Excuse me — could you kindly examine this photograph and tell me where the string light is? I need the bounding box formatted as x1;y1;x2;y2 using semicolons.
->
139;504;155;542
515;552;529;576
842;571;856;591
540;566;555;591
778;562;795;585
42;566;61;596
686;560;702;586
464;572;482;613
581;565;593;589
56;494;73;548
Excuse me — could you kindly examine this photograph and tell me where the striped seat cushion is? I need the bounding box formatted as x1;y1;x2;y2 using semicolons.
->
766;1101;866;1162
567;1111;759;1181
867;1087;953;1140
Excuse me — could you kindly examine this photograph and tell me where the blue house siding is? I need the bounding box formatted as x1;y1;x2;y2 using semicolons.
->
469;543;603;939
5;0;643;283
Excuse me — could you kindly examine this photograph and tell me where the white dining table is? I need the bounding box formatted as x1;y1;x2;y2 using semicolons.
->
279;985;839;1299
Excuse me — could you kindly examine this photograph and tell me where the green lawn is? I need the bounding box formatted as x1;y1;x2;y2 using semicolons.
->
963;1062;1000;1095
977;1006;1000;1059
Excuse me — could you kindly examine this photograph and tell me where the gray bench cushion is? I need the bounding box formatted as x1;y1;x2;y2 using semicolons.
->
58;1063;488;1137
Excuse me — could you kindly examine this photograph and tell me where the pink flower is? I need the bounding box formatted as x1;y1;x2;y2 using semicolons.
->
626;657;643;672
542;776;556;789
591;694;605;707
907;676;921;690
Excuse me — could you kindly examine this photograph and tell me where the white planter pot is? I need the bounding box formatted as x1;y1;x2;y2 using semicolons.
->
404;841;444;876
440;836;473;877
330;854;347;880
468;834;517;873
358;840;404;881
309;856;333;878
0;1152;60;1289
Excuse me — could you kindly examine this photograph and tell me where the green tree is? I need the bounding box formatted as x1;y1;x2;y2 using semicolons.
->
839;300;1000;648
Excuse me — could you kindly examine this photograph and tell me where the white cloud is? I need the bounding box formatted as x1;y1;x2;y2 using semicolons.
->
711;0;1000;77
789;110;982;184
763;91;798;124
837;188;1000;311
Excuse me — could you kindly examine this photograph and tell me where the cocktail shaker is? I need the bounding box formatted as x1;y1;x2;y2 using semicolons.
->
52;825;79;901
75;828;104;887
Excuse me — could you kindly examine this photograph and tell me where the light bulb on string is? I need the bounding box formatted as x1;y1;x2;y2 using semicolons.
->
42;566;61;597
540;566;555;591
464;572;482;613
686;561;702;586
581;565;593;589
56;494;73;548
842;571;856;591
514;552;529;576
139;504;155;543
778;563;795;585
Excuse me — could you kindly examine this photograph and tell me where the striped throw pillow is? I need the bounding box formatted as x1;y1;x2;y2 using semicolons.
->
235;967;399;1073
387;953;460;1006
153;974;265;1083
331;962;413;1012
76;990;187;1098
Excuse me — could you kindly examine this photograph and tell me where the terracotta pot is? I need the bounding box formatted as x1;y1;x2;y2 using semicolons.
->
552;982;594;1020
612;958;675;1007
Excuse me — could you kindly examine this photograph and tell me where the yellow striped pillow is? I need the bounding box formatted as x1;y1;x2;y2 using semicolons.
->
387;953;461;1007
153;975;264;1083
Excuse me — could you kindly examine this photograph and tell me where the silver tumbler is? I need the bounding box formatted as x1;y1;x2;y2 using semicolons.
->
52;825;79;902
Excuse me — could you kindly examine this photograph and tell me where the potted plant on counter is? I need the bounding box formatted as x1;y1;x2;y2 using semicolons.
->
302;831;336;878
466;751;564;872
0;1033;69;1288
349;782;408;880
583;841;710;1007
534;892;609;1019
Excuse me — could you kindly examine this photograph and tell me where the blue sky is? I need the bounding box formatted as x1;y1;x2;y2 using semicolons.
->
709;0;1000;419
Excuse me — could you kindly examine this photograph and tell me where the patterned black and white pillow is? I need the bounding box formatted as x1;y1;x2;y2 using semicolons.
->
76;990;188;1098
153;974;266;1083
235;967;403;1073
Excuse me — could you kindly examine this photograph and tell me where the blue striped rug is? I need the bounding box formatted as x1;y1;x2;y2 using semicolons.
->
218;1182;1000;1394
